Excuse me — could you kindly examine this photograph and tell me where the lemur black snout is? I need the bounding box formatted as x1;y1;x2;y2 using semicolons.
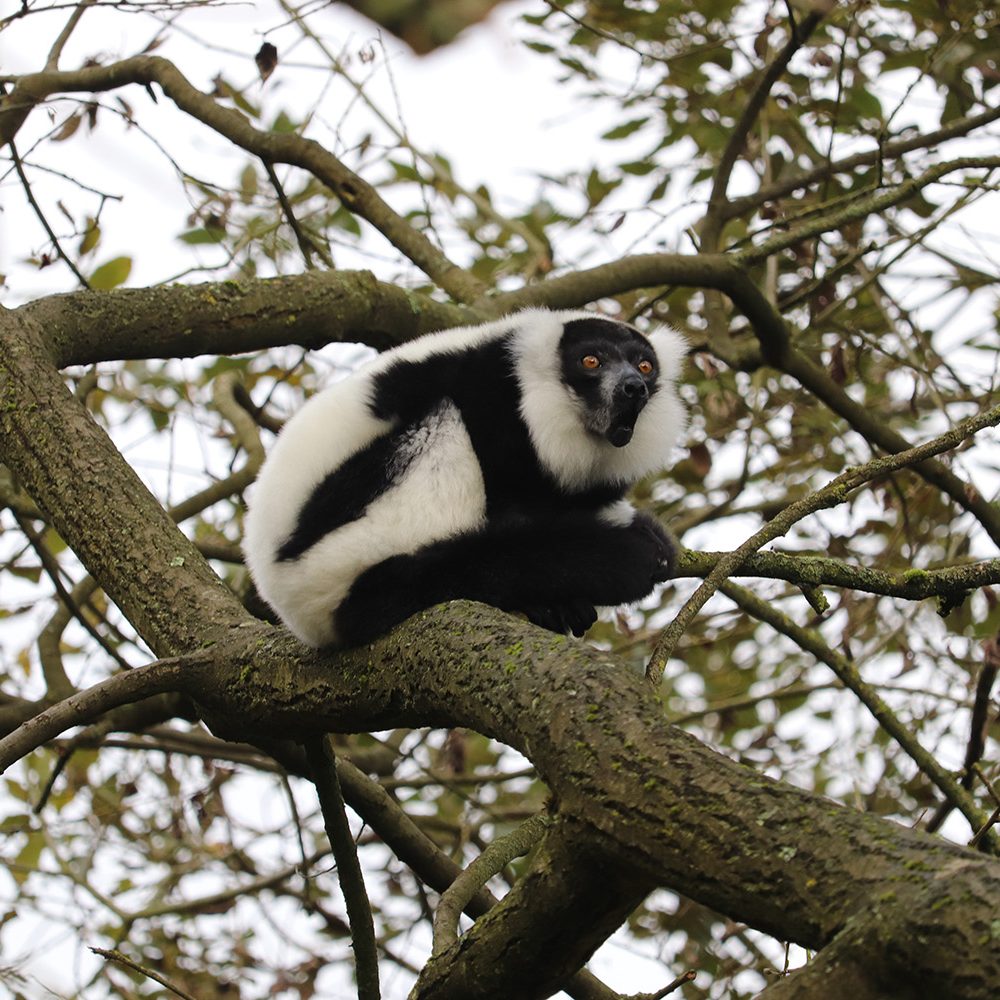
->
619;374;647;400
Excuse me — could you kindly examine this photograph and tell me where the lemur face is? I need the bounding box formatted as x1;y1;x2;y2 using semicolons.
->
558;318;660;447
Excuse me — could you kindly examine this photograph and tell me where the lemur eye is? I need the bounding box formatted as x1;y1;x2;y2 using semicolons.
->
581;355;601;370
637;359;655;375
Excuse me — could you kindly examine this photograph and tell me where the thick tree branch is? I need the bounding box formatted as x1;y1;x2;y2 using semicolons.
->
757;858;997;1000
0;306;247;654
21;270;476;368
2;566;999;998
181;610;999;1000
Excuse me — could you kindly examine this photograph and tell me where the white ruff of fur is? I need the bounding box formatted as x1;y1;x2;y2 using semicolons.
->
510;310;688;491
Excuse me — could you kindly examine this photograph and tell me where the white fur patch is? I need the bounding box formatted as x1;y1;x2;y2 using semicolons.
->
510;312;688;491
598;499;638;527
246;402;486;646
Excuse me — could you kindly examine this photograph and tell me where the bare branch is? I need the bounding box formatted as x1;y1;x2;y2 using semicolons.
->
722;102;1000;221
305;735;381;1000
0;654;200;772
735;157;1000;266
433;811;552;956
647;398;1000;681
677;550;1000;600
1;55;487;302
91;947;199;1000
702;7;827;248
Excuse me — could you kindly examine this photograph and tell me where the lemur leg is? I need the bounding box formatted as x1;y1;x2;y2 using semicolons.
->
335;512;675;647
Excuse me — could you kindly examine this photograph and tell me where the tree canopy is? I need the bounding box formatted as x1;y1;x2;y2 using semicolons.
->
1;1;999;998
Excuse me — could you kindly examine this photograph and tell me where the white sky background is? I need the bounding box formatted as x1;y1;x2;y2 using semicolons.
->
1;1;998;997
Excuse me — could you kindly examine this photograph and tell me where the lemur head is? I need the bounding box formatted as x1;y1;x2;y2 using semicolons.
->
558;317;660;447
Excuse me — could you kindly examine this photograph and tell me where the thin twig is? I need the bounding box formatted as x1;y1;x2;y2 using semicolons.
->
91;947;199;1000
0;83;91;289
646;399;1000;682
702;9;825;247
12;512;129;669
45;0;95;70
262;158;333;269
969;766;1000;848
626;969;697;1000
305;735;381;1000
722;102;1000;220
735;156;1000;266
677;549;1000;601
2;55;487;302
927;637;1000;834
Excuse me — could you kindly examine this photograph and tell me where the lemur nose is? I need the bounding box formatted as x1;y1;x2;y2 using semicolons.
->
620;374;647;399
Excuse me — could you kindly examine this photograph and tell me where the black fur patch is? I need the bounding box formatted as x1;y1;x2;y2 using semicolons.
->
335;510;675;647
276;427;414;561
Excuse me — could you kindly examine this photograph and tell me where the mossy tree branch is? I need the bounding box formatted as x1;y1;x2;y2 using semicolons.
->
676;550;1000;600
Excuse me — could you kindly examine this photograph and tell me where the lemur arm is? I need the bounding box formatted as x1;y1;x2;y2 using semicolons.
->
335;511;674;647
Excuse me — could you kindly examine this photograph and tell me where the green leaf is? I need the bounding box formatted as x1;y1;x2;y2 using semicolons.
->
214;76;260;119
239;164;259;204
0;813;30;834
89;256;132;290
585;168;621;208
270;110;299;134
388;160;423;183
178;227;227;245
9;565;41;583
79;219;101;255
602;118;648;141
13;831;44;884
620;160;657;176
848;87;883;122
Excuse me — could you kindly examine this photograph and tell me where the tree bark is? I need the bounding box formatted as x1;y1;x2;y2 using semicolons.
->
2;295;998;1000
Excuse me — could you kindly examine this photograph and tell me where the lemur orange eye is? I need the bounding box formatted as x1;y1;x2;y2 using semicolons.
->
637;359;654;375
581;355;601;370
